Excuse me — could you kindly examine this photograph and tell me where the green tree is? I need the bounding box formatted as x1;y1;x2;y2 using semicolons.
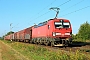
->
78;21;90;40
5;31;14;36
72;34;76;40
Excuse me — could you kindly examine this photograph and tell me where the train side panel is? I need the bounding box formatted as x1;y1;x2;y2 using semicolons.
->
25;27;32;40
32;25;48;38
4;34;11;40
14;32;17;41
17;31;20;40
10;33;14;40
19;30;25;41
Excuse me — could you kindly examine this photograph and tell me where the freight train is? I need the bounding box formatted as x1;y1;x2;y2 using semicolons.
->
4;18;72;46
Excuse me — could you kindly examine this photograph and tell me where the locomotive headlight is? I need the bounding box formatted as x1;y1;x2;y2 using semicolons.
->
65;33;70;35
53;32;56;36
56;33;61;35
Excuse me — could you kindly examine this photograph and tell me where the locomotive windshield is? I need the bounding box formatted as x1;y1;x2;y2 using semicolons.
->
55;22;70;28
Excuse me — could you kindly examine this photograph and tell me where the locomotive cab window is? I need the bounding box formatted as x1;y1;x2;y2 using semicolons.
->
63;22;70;28
55;22;63;28
54;22;70;28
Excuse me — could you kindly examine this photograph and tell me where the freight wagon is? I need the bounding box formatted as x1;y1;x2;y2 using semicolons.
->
11;27;32;42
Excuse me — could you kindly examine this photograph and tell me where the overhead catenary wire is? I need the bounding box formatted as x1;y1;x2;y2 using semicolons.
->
60;6;90;17
34;11;51;20
26;0;57;26
61;0;85;12
30;0;57;19
31;0;72;21
37;0;57;15
57;0;72;7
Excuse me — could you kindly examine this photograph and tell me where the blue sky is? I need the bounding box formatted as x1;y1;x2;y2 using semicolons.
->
0;0;90;37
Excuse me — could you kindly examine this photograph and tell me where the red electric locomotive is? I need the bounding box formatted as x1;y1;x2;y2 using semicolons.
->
32;18;72;46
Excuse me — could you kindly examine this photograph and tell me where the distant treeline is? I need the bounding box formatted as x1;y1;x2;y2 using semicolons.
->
0;31;14;40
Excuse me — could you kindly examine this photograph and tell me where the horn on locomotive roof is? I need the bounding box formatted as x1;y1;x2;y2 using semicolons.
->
50;7;60;19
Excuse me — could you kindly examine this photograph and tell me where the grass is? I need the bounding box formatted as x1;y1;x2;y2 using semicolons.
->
73;39;90;42
1;40;90;60
0;40;22;60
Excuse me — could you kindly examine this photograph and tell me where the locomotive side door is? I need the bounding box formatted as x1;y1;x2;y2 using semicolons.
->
30;29;32;40
47;22;53;37
47;24;50;37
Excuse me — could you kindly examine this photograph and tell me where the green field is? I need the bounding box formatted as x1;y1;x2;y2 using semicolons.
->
1;40;90;60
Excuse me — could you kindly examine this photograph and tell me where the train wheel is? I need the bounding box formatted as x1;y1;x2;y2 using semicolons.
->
45;42;48;46
29;40;32;43
24;40;26;43
51;41;54;47
38;40;40;45
40;40;42;45
18;40;20;42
